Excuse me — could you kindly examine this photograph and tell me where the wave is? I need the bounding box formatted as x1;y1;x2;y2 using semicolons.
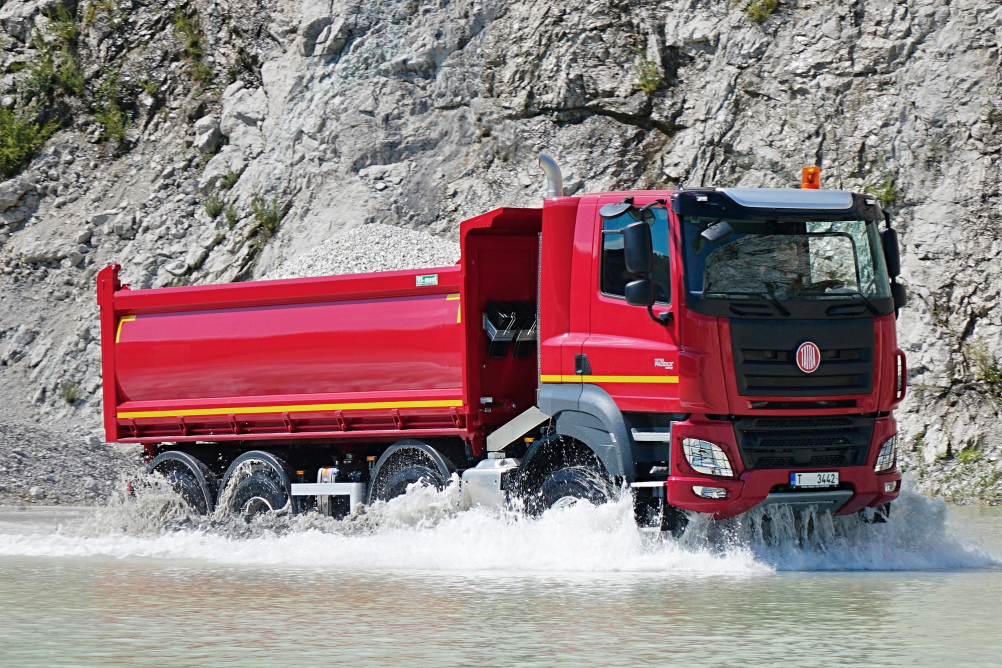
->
0;475;996;575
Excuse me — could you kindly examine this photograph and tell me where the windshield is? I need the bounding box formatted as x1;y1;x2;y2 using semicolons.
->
683;218;891;301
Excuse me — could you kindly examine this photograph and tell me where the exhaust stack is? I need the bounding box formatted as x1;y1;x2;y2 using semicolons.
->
539;153;563;198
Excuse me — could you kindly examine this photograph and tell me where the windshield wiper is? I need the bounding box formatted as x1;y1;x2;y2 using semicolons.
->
799;289;881;315
762;282;791;317
703;290;790;317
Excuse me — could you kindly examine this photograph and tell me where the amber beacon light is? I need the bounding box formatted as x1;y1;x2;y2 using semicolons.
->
801;166;821;189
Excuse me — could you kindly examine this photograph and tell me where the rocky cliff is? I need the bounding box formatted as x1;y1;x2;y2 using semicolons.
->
0;0;999;502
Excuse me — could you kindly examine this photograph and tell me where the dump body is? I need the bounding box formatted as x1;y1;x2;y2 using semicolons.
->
99;208;543;452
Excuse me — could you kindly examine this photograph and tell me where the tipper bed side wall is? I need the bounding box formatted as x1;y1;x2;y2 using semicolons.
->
99;263;469;444
98;208;545;452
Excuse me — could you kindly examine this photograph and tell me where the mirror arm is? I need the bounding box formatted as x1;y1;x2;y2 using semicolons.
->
647;306;674;326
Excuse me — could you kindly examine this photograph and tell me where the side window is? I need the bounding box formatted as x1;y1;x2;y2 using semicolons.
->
601;209;671;303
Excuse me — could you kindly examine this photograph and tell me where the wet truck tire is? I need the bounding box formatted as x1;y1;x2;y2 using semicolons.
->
162;466;210;515
533;466;611;514
148;452;216;515
371;463;446;503
227;468;291;517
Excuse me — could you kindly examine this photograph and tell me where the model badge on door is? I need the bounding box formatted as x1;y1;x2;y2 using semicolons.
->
654;358;674;370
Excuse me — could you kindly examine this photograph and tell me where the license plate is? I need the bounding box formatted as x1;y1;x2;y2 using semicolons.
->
790;471;839;488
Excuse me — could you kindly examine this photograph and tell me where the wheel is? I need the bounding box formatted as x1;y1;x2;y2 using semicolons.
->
859;502;892;524
370;460;446;503
148;452;215;515
530;466;612;515
660;503;689;536
159;464;210;515
225;466;290;517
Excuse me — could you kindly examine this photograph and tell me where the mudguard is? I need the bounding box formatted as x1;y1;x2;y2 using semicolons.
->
367;439;456;504
537;384;635;479
148;451;218;513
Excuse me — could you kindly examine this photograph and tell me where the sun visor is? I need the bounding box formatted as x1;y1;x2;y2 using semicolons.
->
716;188;854;210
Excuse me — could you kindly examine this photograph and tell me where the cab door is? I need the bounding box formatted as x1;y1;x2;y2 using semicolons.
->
579;196;680;413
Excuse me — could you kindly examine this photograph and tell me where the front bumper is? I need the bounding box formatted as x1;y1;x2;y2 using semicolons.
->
662;414;902;519
665;467;902;519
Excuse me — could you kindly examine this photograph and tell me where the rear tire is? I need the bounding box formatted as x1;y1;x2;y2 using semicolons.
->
371;462;446;503
226;468;290;518
530;466;612;515
161;465;210;515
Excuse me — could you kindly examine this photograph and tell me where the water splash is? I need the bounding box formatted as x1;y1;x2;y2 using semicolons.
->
0;474;996;575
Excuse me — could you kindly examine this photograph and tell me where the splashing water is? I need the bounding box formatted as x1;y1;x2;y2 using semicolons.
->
0;474;996;575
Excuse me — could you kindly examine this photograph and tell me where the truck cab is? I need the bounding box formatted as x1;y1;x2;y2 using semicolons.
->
515;165;906;521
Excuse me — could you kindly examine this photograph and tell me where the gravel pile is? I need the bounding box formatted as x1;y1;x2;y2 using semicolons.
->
266;224;460;280
0;421;141;505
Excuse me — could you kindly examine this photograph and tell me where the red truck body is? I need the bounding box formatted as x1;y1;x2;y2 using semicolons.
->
98;182;905;521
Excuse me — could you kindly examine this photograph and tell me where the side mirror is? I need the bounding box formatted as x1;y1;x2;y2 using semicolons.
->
622;221;653;275
891;282;907;310
625;279;655;307
880;227;901;278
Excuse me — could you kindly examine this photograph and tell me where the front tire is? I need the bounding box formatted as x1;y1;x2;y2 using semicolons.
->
531;466;612;514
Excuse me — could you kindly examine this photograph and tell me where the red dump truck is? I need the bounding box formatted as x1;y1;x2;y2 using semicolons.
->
98;155;907;529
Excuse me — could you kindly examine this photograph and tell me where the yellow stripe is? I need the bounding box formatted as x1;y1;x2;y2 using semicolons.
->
446;294;461;322
540;374;679;384
117;399;464;420
115;315;136;344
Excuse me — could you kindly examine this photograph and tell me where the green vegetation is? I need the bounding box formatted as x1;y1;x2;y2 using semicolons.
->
224;204;239;227
635;57;661;94
0;109;56;178
866;176;898;208
203;193;224;219
92;68;131;146
251;194;285;233
968;343;1002;397
219;168;242;189
59;381;79;404
138;71;160;96
84;0;116;26
740;0;778;23
957;447;982;464
47;4;79;45
24;29;84;96
174;8;212;83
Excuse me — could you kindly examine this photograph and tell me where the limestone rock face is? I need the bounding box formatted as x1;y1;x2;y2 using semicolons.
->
0;0;1000;500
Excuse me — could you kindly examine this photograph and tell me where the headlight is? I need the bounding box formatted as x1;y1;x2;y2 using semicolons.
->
875;435;897;472
682;438;734;477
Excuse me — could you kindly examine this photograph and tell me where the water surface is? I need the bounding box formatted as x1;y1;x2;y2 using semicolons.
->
0;485;999;667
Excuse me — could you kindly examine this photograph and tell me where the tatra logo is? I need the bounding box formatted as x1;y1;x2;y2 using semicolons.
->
796;342;821;374
654;358;674;370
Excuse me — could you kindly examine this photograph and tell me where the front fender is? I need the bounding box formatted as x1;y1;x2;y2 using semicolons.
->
538;383;634;479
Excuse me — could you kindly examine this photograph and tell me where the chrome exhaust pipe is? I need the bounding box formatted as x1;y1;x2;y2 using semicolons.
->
538;153;563;198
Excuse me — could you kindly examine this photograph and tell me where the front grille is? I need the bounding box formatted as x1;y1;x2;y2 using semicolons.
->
757;436;851;449
733;414;873;471
730;319;874;397
756;455;848;469
754;417;855;430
